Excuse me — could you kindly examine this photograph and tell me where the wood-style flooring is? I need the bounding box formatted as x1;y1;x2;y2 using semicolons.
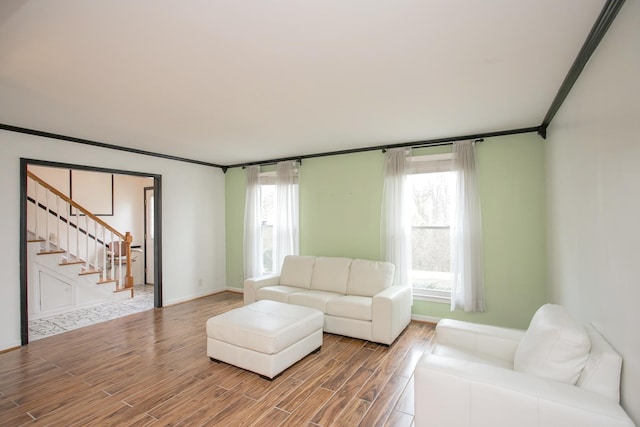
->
0;292;435;426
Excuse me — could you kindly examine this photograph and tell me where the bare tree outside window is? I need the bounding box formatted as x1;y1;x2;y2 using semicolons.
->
408;171;454;292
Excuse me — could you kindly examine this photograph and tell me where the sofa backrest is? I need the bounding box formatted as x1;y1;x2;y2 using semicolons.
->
577;323;623;402
280;255;316;288
310;257;352;294
347;259;395;297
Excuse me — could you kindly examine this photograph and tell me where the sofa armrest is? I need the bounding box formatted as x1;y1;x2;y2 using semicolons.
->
436;319;525;362
243;275;280;305
414;353;635;427
371;285;412;345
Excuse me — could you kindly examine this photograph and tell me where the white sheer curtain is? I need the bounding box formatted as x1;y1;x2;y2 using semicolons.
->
450;140;486;312
381;148;411;287
272;160;299;274
243;165;262;279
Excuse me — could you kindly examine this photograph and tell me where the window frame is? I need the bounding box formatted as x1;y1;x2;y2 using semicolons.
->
408;153;455;303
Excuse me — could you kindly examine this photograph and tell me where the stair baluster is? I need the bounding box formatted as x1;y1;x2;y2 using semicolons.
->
45;188;50;252
27;171;135;296
66;198;70;260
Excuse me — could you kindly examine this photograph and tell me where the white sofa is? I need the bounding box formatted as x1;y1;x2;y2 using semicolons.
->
244;255;412;345
414;304;635;427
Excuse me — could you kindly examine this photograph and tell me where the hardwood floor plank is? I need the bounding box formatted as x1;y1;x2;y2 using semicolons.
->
248;407;291;426
394;375;415;416
384;409;414;427
29;389;111;426
238;376;304;426
330;397;370;426
358;374;410;427
0;292;435;426
146;377;227;421
311;366;375;425
279;387;334;427
276;358;344;413
321;347;375;391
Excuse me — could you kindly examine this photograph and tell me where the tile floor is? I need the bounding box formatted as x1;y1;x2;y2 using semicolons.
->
28;284;155;341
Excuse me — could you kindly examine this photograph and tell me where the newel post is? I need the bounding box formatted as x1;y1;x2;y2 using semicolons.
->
124;232;134;289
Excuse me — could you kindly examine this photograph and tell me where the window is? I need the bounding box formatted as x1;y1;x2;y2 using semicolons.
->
259;172;276;274
408;154;455;302
256;164;299;275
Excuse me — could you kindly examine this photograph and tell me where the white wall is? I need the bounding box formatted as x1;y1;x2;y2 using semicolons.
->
546;1;640;423
0;130;227;350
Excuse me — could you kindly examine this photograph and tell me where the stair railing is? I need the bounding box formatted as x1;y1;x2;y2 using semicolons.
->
27;171;134;291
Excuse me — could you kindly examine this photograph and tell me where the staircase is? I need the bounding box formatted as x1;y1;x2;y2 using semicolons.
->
27;171;136;319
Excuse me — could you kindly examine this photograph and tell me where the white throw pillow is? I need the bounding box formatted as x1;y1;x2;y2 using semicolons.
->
280;255;316;288
513;304;591;385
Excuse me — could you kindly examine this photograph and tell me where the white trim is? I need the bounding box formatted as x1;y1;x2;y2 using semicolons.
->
413;294;450;304
411;313;441;324
409;152;454;174
225;286;244;294
163;289;221;306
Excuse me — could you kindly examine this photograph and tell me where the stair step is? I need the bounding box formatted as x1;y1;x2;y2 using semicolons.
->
60;260;84;266
37;250;66;255
97;279;117;284
79;269;102;276
28;238;45;243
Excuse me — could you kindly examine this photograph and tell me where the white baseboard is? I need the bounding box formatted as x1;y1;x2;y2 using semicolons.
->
164;289;222;306
225;286;243;294
411;313;441;324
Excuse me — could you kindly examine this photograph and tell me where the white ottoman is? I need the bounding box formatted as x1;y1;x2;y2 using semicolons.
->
206;300;323;379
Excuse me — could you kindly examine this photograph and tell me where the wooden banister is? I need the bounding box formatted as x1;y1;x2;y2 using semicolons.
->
28;170;134;288
124;232;134;289
28;171;125;240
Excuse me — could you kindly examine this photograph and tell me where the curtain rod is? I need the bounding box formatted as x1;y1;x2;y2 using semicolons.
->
227;126;542;170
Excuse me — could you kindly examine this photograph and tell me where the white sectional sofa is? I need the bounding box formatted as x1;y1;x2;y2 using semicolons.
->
244;255;412;345
414;304;635;427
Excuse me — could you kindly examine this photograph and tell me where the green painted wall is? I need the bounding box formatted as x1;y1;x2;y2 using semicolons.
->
225;133;546;329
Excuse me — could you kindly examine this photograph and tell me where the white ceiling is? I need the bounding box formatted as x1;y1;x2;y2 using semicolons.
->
0;0;605;166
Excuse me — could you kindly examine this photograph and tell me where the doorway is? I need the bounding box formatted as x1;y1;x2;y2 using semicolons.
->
20;158;163;345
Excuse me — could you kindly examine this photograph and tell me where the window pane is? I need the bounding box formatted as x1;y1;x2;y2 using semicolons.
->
261;184;275;273
409;170;454;294
408;171;453;226
411;227;450;272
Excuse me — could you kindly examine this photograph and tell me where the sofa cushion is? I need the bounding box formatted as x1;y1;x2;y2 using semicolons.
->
514;304;591;385
310;257;352;294
326;295;372;321
256;285;302;303
346;259;395;297
280;255;316;289
288;290;342;313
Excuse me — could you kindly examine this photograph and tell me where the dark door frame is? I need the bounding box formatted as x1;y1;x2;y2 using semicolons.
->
143;186;155;285
19;158;163;345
